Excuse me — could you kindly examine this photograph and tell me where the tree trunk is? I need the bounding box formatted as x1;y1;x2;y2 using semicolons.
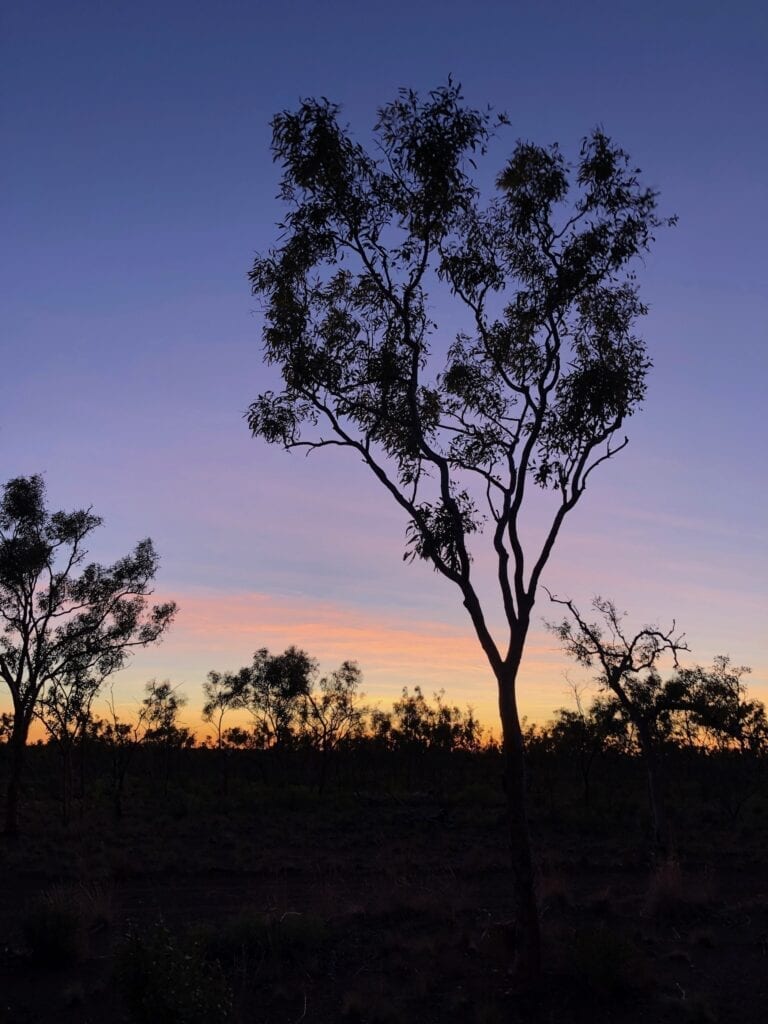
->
5;719;29;836
497;657;541;988
635;720;672;856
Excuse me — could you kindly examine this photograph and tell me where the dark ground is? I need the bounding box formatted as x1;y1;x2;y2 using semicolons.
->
0;752;766;1023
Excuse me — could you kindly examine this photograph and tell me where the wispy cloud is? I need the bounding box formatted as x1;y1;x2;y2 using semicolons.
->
116;586;575;727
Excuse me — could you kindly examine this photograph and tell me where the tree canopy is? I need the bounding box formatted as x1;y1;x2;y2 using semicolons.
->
247;80;673;983
0;474;176;832
249;82;673;669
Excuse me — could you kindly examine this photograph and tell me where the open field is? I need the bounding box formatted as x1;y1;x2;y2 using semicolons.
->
1;746;766;1023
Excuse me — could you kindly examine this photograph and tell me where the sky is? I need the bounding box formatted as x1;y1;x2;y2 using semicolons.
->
2;0;766;732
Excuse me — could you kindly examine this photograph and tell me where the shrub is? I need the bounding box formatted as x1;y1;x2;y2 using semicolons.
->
566;924;649;998
116;918;233;1024
644;859;712;923
21;883;108;966
199;909;327;968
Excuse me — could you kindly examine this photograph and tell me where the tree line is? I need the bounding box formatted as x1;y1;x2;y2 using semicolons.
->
1;471;764;842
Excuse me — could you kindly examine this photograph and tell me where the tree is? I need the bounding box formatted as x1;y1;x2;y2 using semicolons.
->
141;679;192;791
36;670;102;823
247;82;672;981
102;686;151;819
229;647;316;750
547;685;623;808
666;656;767;820
202;670;240;750
0;475;177;834
142;679;191;748
298;659;367;793
668;656;767;755
384;685;483;752
547;594;687;853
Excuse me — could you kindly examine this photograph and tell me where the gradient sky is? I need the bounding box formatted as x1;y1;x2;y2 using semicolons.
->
2;0;766;732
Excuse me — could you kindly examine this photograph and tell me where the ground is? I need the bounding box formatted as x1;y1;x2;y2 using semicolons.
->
0;759;766;1022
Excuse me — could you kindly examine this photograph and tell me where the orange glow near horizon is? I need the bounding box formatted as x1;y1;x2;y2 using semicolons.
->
94;587;584;734
11;587;768;744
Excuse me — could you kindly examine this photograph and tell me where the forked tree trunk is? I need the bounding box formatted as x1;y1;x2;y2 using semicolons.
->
497;655;541;987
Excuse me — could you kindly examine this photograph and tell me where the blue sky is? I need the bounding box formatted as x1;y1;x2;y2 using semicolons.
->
2;0;766;726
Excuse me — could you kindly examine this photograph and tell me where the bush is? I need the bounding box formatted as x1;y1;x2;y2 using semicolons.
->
199;909;327;968
116;918;233;1024
21;884;107;966
566;924;649;998
644;860;712;923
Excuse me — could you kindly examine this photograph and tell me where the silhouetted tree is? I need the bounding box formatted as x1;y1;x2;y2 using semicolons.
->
221;725;257;749
0;475;176;834
102;687;150;819
202;670;241;750
667;656;766;754
142;680;192;790
36;671;101;822
228;647;316;750
142;680;190;746
548;686;622;807
666;656;767;819
299;659;366;792
548;594;687;853
385;685;483;752
247;81;672;980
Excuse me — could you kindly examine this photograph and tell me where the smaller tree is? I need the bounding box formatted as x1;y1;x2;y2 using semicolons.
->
226;647;317;750
36;671;102;822
388;686;483;752
548;594;687;853
0;476;176;835
142;680;190;747
667;656;767;820
669;656;766;755
548;685;624;807
142;680;192;791
202;670;242;750
101;687;150;819
299;660;367;793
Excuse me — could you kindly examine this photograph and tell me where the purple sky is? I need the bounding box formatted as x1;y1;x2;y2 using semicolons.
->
2;0;766;728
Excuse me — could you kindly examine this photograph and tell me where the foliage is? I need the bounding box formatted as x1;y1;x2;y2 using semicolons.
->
206;647;367;755
142;679;192;749
248;82;672;675
372;686;483;752
0;474;176;831
202;670;239;749
224;646;316;748
299;660;367;753
117;918;233;1024
667;656;767;754
0;710;12;743
21;883;110;966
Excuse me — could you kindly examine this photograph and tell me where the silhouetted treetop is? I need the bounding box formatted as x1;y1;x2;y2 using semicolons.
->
249;82;673;611
0;474;176;833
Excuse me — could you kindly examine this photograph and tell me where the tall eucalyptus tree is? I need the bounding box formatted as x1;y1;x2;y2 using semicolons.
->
247;82;672;981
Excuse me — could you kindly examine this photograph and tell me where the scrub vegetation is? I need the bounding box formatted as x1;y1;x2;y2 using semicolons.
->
0;655;766;1022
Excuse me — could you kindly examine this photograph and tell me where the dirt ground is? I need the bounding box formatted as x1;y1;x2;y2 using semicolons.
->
1;784;766;1023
